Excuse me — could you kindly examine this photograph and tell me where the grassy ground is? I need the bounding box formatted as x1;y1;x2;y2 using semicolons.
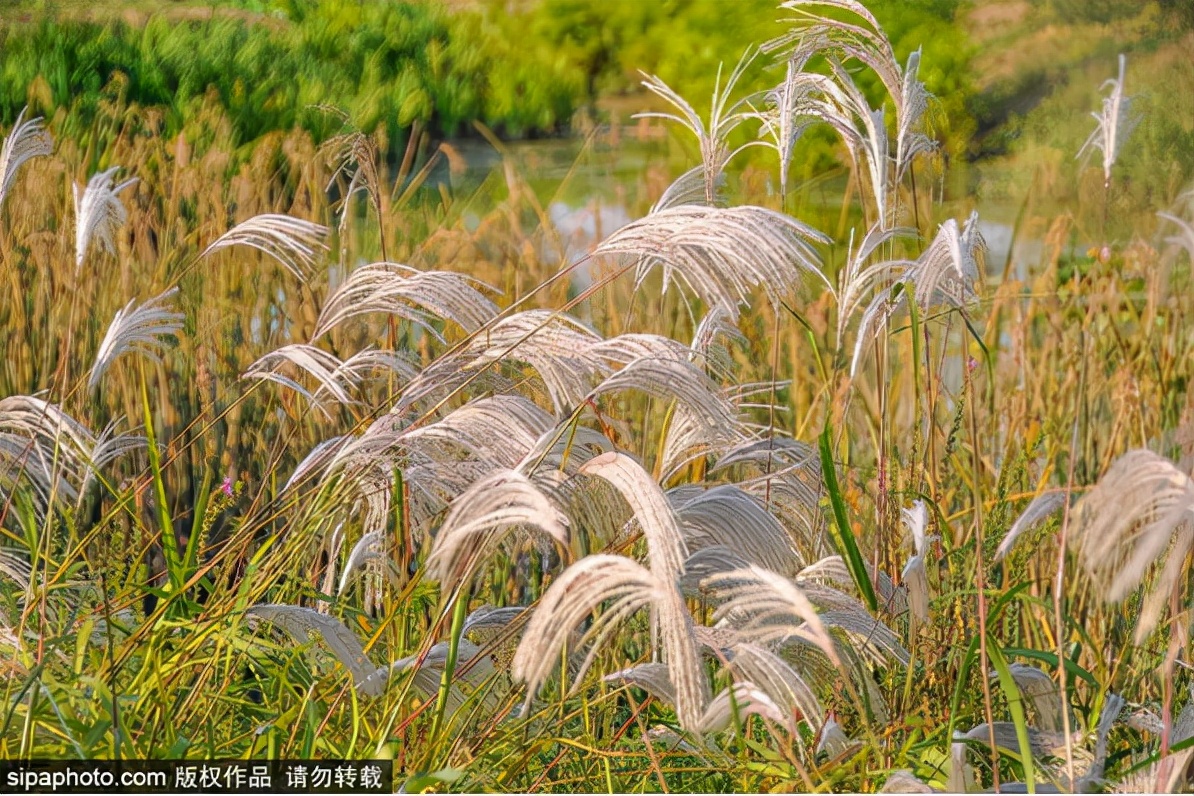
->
0;1;1193;793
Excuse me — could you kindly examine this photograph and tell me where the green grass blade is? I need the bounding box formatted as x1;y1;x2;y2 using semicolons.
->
988;640;1037;793
818;424;878;611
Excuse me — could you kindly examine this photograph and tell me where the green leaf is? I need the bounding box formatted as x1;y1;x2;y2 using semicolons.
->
818;424;878;611
988;641;1037;793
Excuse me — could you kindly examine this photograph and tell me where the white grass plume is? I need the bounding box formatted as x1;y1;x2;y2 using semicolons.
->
89;288;184;389
511;552;707;731
0;107;52;214
314;263;498;340
593;204;830;321
851;212;985;376
578;451;688;581
993;663;1067;733
337;531;384;595
705;564;840;667
1077;54;1140;190
900;500;931;628
201;214;329;280
672;485;802;576
425;468;570;589
586;356;739;434
242;344;361;413
1070;449;1194;642
637;48;756;206
246;604;377;691
995;491;1068;561
74;167;136;271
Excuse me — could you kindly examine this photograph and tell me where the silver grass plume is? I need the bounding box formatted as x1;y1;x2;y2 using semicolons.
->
671;485;802;576
752;57;817;200
337;531;384;595
765;1;934;220
425;469;570;589
579;452;688;580
851;211;985;376
1077;54;1140;190
991;663;1067;734
314;263;498;340
704;565;840;667
247;604;497;705
586;356;739;434
1070;449;1194;643
637;48;756;206
510;553;708;732
201;214;329;280
73;167;136;271
603;664;791;736
593;204;830;321
246;605;378;692
0;107;52;214
900;500;932;628
89;288;184;389
358;639;496;710
881;771;937;793
995;490;1068;561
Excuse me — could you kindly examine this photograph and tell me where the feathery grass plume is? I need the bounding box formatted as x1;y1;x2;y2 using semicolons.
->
0;107;52;214
691;303;746;379
1074;451;1194;644
698;683;789;734
1074;693;1124;790
1077;54;1140;189
201;214;329;280
719;640;823;735
637;47;756;205
359;639;497;709
851;211;985;376
705;564;840;667
1069;449;1194;642
1158;207;1194;266
511;552;708;731
462;606;528;669
672;485;802;575
593;204;830;321
752;55;817;201
679;546;755;596
73;167;136;271
835;223;912;342
409;394;556;470
242;344;361;414
992;663;1067;734
313;263;498;340
337;531;383;595
578;451;688;580
77;421;147;500
765;1;933;200
463;310;607;413
586;356;739;433
602;662;678;705
425;469;570;589
0;549;32;590
900;500;931;627
816;715;859;758
995;491;1068;560
281;435;348;494
246;604;377;693
88;288;184;389
604;664;791;736
881;770;937;793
